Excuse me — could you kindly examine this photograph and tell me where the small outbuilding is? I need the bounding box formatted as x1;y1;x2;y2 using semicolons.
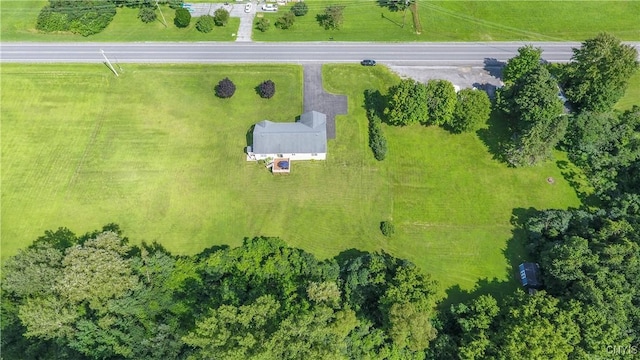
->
519;262;543;291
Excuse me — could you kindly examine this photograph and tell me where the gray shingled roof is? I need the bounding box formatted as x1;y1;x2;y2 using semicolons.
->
253;111;327;154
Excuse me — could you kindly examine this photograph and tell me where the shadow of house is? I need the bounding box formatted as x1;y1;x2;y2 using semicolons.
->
245;124;255;153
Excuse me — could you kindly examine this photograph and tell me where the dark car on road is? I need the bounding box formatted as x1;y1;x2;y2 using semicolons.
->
361;59;376;66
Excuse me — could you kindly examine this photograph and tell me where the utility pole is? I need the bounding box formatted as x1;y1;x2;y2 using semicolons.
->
114;55;124;73
156;0;168;28
100;49;119;77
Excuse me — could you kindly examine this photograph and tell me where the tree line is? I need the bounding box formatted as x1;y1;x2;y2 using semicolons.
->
36;0;183;36
498;33;639;167
2;228;440;359
380;33;639;171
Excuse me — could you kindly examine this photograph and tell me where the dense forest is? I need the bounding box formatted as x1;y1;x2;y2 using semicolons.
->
2;227;441;359
2;34;639;358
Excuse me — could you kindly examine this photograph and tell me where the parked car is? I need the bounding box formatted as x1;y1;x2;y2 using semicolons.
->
261;4;278;11
361;59;376;66
244;3;252;12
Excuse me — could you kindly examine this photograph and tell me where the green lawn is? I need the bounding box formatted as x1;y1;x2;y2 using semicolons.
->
254;1;640;42
2;0;638;42
615;70;640;111
1;64;581;297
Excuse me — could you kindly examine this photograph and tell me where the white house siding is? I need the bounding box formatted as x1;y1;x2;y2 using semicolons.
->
248;152;326;161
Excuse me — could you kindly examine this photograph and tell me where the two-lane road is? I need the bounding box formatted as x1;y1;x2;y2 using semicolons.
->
2;42;639;66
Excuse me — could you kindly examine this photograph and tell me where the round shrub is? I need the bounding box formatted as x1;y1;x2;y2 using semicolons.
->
138;7;157;23
380;221;395;237
275;12;295;30
174;8;191;28
196;15;215;33
291;2;308;16
215;77;236;98
451;88;491;133
258;80;276;99
213;8;229;26
256;18;270;32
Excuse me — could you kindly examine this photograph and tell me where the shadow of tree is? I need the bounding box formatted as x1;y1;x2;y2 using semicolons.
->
440;277;516;310
483;58;505;79
363;88;388;122
472;82;498;100
333;248;370;267
195;244;231;260
440;207;540;310
476;108;512;164
509;207;540;263
556;160;601;207
139;241;173;256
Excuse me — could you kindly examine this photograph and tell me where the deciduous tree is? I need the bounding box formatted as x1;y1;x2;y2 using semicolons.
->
276;12;295;30
174;8;191;28
502;45;543;84
564;33;639;112
290;2;308;16
317;5;345;30
424;79;457;126
384;79;427;126
499;65;566;166
256;18;270;32
195;15;215;33
213;8;229;26
451;88;491;133
138;7;157;23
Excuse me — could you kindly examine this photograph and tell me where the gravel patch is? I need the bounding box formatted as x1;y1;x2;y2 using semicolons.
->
387;65;505;98
184;2;255;42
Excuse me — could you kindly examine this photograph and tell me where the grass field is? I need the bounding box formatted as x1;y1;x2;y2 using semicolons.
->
1;64;581;297
254;1;640;42
2;0;638;42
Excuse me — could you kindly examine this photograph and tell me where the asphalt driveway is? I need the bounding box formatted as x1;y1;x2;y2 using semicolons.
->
303;64;347;139
185;2;255;42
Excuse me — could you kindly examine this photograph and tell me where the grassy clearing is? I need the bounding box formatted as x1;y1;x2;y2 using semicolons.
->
0;1;238;41
1;64;580;297
615;70;640;111
323;65;580;294
2;0;638;42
